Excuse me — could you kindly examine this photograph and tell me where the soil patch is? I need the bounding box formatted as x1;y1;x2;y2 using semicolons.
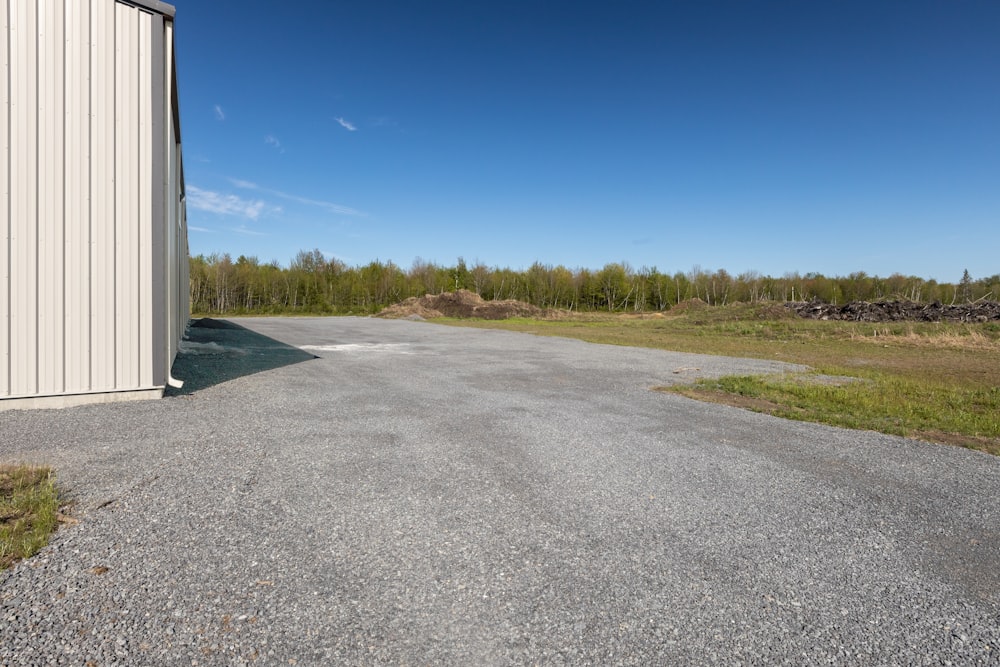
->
665;386;803;415
668;298;708;314
787;299;1000;323
376;290;545;320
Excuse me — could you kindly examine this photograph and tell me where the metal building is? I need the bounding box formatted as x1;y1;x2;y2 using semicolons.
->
1;0;188;410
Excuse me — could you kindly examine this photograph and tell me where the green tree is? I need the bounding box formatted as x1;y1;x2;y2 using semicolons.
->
959;269;973;303
596;263;632;311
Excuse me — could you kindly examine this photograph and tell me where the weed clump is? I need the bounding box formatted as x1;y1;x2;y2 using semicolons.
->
0;465;60;570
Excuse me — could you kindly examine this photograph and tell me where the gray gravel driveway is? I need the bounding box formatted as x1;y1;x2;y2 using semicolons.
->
2;317;998;665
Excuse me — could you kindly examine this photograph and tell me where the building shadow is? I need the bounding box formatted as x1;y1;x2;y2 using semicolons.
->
165;318;319;395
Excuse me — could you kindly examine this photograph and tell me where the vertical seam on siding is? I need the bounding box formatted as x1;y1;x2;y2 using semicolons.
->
3;0;10;394
33;0;39;395
86;0;93;390
60;0;67;394
86;0;92;391
136;9;142;387
112;1;117;386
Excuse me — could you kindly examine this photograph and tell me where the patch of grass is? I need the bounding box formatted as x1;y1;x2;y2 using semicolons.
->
441;305;1000;455
668;373;1000;456
0;465;61;570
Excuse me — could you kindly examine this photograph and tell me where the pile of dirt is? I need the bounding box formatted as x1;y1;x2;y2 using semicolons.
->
376;290;545;320
668;298;708;314
786;299;1000;323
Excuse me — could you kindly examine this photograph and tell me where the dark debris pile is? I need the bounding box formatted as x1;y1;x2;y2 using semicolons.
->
786;300;1000;323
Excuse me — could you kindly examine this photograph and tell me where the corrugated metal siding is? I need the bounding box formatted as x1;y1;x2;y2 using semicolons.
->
37;0;65;395
114;3;145;390
64;0;91;393
1;0;187;407
164;19;188;379
8;0;39;398
1;1;10;397
91;0;116;392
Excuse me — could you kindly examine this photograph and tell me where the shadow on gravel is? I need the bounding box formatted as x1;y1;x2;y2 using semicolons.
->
165;318;318;395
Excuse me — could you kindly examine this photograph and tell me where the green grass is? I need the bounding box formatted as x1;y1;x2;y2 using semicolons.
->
1;465;61;570
439;304;1000;455
672;372;1000;455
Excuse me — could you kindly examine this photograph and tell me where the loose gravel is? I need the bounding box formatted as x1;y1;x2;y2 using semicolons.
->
1;317;998;665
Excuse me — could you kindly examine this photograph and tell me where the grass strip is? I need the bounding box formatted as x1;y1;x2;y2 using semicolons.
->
0;465;60;570
665;371;1000;456
439;305;1000;455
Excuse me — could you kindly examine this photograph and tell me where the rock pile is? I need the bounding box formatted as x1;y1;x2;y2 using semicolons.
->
786;299;1000;323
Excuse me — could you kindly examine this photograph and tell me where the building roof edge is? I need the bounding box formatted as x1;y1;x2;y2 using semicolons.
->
119;0;176;19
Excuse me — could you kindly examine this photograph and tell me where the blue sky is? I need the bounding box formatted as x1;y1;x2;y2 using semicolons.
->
173;0;999;282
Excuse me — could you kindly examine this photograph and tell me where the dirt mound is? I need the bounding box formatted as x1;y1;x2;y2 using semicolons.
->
669;298;708;314
787;299;1000;323
376;290;544;320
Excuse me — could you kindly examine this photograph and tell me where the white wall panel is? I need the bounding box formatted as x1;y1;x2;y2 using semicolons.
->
114;3;136;389
1;0;10;396
37;0;66;395
90;0;115;391
2;0;187;408
9;0;39;397
64;0;92;392
137;11;153;389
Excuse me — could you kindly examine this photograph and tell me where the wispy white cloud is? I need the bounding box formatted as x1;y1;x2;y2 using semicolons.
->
265;135;285;153
214;104;225;121
335;117;357;132
187;185;273;220
228;178;364;217
370;116;398;129
271;190;363;216
188;225;213;233
230;225;269;237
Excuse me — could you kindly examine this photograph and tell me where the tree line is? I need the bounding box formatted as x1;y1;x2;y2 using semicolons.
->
189;250;998;315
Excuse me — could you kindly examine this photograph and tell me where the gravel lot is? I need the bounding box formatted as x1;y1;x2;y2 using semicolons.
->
2;317;998;665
